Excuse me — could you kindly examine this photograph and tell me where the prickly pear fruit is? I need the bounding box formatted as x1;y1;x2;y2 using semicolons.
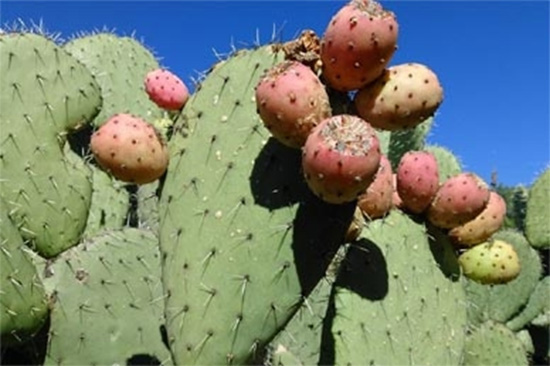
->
255;60;331;148
427;173;490;229
449;191;507;247
345;206;366;242
302;114;381;204
458;239;520;284
357;154;393;219
90;113;169;184
320;0;399;91
391;173;403;209
354;63;443;130
145;68;189;110
396;150;439;214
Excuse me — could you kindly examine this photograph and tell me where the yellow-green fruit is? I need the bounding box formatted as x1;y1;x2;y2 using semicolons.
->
458;239;520;284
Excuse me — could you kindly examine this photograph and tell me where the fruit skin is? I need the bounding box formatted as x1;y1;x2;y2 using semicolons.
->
396;150;439;214
391;173;404;209
90;113;169;184
320;0;398;91
255;60;331;148
145;68;189;110
354;63;443;130
458;239;520;285
427;172;490;229
302;114;381;204
449;191;507;247
357;154;393;218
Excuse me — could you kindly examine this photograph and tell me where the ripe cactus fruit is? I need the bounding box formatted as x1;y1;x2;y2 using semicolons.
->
427;173;490;229
391;173;403;209
302;115;381;204
357;154;393;218
396;150;439;214
449;191;507;247
458;239;520;285
145;68;190;110
255;60;331;148
90;113;169;184
320;0;399;91
354;63;443;130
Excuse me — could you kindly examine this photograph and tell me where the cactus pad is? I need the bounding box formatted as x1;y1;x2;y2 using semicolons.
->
525;168;550;249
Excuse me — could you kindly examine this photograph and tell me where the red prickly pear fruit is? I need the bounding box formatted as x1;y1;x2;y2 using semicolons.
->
255;60;332;148
90;113;169;185
354;63;443;130
320;0;399;91
396;150;439;214
449;192;507;247
427;173;490;229
145;68;189;110
458;239;520;285
391;173;404;209
302;114;381;204
357;154;393;219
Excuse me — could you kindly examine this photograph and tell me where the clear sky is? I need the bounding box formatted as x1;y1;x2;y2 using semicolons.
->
2;1;549;187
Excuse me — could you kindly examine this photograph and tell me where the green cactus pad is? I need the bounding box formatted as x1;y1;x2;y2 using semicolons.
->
64;33;163;126
82;164;130;238
462;321;528;365
0;32;100;257
44;228;172;365
463;230;542;326
327;210;467;365
525;168;550;248
0;198;48;344
387;117;434;169
507;276;550;331
158;46;354;365
137;181;161;232
424;144;462;183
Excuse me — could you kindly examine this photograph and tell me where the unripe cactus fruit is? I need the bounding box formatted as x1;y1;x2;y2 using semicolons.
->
302;114;381;204
427;173;490;229
354;63;443;130
255;60;331;148
145;68;189;110
458;239;520;284
449;191;507;247
90;113;169;184
357;154;393;219
320;0;398;91
396;150;439;214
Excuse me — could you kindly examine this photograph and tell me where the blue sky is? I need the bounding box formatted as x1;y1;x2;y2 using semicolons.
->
2;1;549;187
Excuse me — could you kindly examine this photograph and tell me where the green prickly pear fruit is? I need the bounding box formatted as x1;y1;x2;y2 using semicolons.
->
449;191;507;247
255;60;332;148
354;62;443;130
302;114;381;204
458;239;520;284
357;154;393;219
427;172;490;229
90;113;169;184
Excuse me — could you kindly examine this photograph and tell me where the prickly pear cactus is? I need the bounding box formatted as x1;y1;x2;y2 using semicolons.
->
525;168;549;249
158;46;354;365
325;210;467;365
44;228;171;365
507;276;550;331
424;144;463;183
64;33;163;126
0;32;100;257
0;198;48;343
387;117;433;169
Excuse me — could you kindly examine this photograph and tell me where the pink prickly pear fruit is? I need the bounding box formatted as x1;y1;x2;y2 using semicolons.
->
145;68;189;110
320;0;398;91
357;154;393;219
396;150;439;214
391;173;404;209
449;191;507;247
354;63;443;130
302;114;381;204
458;239;520;285
90;114;169;185
427;173;490;229
255;60;332;148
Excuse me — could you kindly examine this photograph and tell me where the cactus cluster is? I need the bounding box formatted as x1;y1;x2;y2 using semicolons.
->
1;1;548;365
